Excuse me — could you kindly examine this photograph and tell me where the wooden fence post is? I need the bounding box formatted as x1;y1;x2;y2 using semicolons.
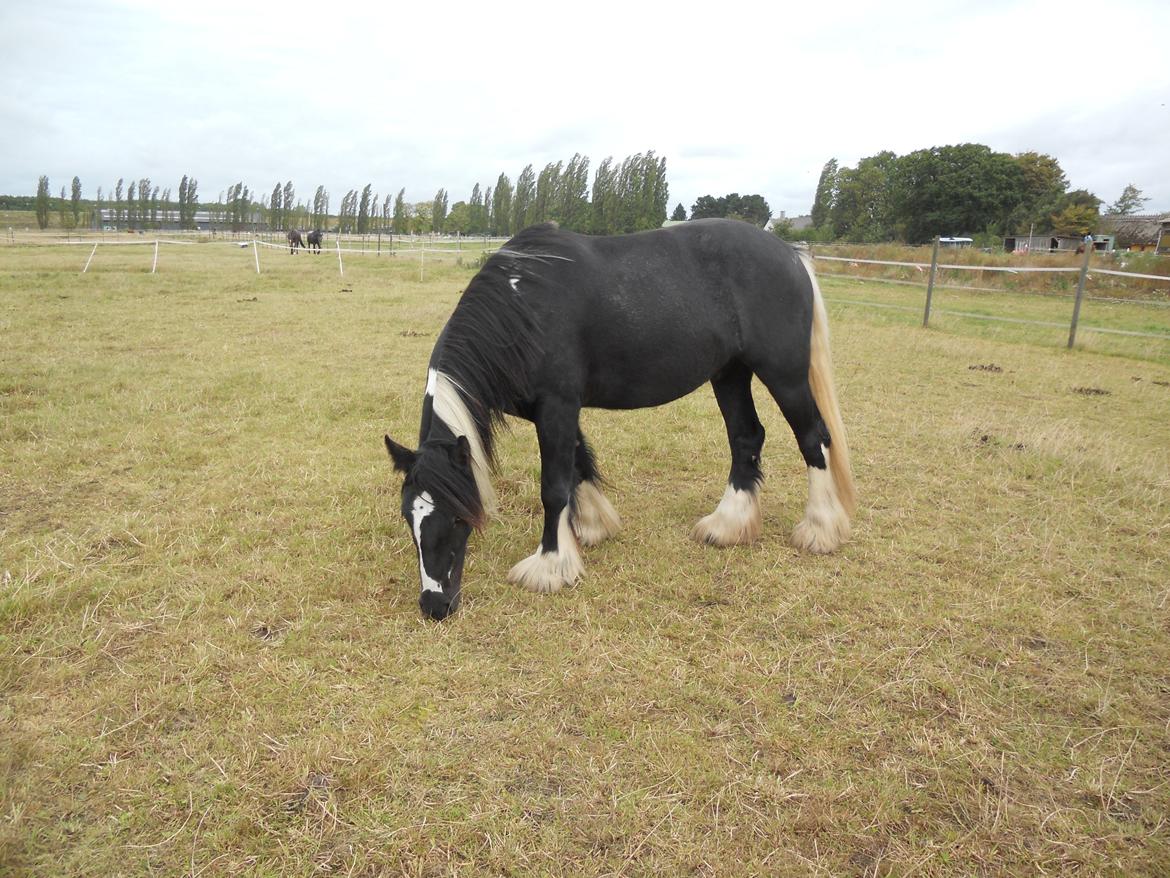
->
1068;236;1093;349
923;236;940;327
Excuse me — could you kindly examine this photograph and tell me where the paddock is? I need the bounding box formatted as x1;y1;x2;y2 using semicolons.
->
2;243;1168;875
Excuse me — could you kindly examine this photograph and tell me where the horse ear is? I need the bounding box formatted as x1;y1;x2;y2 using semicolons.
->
384;435;417;473
450;434;472;471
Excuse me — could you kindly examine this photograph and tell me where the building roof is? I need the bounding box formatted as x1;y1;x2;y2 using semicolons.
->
1100;213;1164;246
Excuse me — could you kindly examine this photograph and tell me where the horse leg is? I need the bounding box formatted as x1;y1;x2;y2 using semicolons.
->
570;429;621;547
755;368;850;553
508;399;585;593
692;361;765;546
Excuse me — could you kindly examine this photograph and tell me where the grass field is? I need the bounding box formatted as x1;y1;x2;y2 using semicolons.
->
2;242;1169;876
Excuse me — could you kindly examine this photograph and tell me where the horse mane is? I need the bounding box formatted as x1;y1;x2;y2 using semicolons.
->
431;224;565;467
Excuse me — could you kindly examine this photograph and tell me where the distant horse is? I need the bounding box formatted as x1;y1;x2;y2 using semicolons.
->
287;229;303;254
385;219;856;620
306;229;323;253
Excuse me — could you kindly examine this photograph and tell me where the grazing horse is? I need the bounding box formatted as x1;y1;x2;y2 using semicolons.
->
287;229;303;254
306;229;323;253
385;219;856;620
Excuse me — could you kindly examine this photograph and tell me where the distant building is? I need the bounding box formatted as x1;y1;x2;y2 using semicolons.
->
1004;233;1087;253
1099;213;1167;252
764;212;813;232
95;208;266;232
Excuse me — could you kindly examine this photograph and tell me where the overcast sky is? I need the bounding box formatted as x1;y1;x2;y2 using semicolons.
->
3;0;1167;219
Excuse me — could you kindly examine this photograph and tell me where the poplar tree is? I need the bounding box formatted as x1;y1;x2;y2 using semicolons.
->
35;176;51;229
270;183;283;230
115;178;125;228
432;188;448;232
358;184;373;233
810;158;838;229
492;174;512;236
70;177;82;225
392;188;408;233
513;165;535;231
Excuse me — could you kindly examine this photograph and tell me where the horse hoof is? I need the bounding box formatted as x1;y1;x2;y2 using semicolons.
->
507;547;582;594
791;515;850;554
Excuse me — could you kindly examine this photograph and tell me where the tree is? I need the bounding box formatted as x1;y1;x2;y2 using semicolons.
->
70;177;82;226
1108;184;1149;216
513;165;535;231
270;183;283;231
1051;189;1102;236
411;201;432;236
810;158;838;229
358;184;373;234
35;176;50;229
444;201;471;235
312;185;329;229
58;185;69;228
671;203;686;221
114;178;125;228
431;188;448;233
392;188;408;234
889;144;1024;243
688;193;770;227
492;174;513;236
1008;152;1067;232
831;152;898;242
185;177;199;229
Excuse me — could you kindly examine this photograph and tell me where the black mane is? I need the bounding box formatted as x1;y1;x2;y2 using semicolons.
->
430;224;566;465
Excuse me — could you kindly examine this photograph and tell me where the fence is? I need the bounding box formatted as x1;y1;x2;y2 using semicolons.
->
811;237;1170;349
6;231;1169;354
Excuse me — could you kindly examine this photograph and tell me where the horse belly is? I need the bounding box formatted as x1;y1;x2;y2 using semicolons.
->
581;310;734;410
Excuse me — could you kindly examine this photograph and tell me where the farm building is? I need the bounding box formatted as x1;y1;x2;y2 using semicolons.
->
764;212;813;232
1003;233;1090;253
94;208;266;232
1099;213;1165;252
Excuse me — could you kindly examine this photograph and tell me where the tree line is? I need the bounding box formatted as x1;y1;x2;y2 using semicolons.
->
795;144;1150;245
26;150;669;236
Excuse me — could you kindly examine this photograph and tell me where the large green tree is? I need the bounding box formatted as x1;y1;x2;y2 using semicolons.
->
810;158;838;229
890;144;1024;243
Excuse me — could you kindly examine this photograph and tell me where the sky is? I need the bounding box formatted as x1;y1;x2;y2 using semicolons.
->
2;0;1168;219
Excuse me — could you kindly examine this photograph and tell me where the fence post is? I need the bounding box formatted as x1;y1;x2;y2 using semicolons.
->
253;238;261;274
1068;235;1093;349
923;236;940;327
336;236;344;277
151;240;159;274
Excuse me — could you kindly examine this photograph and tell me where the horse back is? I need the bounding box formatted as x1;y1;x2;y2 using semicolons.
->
504;221;815;408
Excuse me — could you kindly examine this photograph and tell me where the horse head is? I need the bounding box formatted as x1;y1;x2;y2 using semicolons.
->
384;433;482;620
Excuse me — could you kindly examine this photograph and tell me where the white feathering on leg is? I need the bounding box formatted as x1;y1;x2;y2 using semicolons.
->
571;480;621;547
692;484;761;547
791;446;851;554
507;508;584;593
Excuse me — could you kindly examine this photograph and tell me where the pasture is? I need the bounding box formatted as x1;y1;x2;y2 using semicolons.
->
2;241;1169;875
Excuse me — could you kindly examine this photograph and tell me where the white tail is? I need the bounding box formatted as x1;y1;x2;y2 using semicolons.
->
797;249;857;517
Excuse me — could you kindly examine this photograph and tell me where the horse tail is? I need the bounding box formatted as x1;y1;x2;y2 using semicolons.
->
797;247;856;516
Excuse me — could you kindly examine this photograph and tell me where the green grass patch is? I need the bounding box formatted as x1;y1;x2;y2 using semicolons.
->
2;244;1169;875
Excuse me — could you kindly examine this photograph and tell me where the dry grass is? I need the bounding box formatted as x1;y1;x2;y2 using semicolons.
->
2;242;1169;876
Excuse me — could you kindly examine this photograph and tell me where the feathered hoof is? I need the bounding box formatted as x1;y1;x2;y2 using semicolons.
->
791;512;851;554
691;486;761;547
507;546;584;593
572;481;621;547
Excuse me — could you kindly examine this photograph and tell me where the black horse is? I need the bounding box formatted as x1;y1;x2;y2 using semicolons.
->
306;229;323;253
287;229;303;254
385;219;856;620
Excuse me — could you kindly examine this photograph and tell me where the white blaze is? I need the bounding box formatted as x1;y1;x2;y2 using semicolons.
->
410;491;443;594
